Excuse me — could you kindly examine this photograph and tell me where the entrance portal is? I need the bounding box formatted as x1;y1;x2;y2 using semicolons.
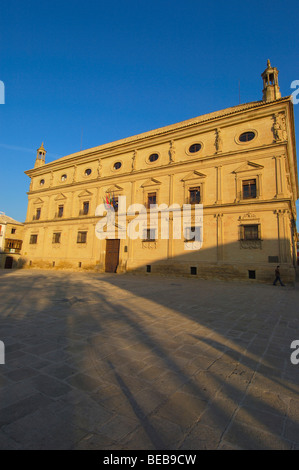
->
4;256;13;269
105;239;120;273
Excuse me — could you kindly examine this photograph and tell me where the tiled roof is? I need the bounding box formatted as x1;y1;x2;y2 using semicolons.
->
0;213;23;225
32;95;292;168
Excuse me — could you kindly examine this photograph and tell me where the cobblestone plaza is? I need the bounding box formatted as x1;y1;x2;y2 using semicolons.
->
0;269;298;450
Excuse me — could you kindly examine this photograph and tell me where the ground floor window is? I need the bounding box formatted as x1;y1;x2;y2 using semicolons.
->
77;231;87;243
52;232;61;244
240;224;260;240
29;234;38;244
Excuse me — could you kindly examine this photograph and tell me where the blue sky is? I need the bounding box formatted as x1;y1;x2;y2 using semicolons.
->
0;0;298;225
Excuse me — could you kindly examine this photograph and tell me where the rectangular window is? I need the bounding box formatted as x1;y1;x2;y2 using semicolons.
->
36;208;41;220
4;239;22;252
147;192;157;209
184;226;201;242
52;232;61;244
241;224;260;241
189;187;201;204
242;179;257;199
30;234;38;244
112;196;119;212
268;256;279;263
82;201;89;215
143;228;156;241
77;231;87;243
58;205;64;218
11;228;16;234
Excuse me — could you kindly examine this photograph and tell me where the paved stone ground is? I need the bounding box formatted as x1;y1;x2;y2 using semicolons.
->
0;269;299;450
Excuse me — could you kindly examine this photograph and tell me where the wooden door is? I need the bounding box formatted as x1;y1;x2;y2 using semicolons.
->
4;256;13;269
105;239;120;273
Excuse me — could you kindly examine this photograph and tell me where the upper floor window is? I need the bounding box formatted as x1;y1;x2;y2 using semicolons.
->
11;228;16;234
239;131;255;142
40;179;45;186
189;187;201;204
85;168;92;176
189;143;202;153
30;234;38;244
57;205;64;218
5;239;22;252
34;208;41;221
81;201;89;215
113;162;122;170
149;153;159;163
147;192;157;208
242;179;256;199
61;174;67;182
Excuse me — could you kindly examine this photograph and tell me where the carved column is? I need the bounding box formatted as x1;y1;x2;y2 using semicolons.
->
274;155;286;198
275;209;288;263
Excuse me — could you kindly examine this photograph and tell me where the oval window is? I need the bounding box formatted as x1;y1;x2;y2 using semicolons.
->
85;168;92;176
61;174;67;181
40;179;45;186
113;162;122;170
189;143;202;153
149;153;159;163
239;131;255;142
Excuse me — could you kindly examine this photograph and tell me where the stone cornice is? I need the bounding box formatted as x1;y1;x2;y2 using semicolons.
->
25;97;292;177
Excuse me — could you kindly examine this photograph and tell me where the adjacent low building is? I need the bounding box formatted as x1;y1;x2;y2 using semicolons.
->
21;61;298;282
0;212;24;268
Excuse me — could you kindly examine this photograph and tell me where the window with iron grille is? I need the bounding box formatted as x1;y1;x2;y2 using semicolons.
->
240;224;260;240
77;231;87;243
242;179;257;199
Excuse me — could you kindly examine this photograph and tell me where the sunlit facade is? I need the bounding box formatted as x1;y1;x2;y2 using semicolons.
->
22;61;298;282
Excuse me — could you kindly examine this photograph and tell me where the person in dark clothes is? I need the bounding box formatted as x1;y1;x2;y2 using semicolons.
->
273;266;285;286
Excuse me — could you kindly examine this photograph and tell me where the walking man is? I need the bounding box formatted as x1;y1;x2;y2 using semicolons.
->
273;265;285;286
